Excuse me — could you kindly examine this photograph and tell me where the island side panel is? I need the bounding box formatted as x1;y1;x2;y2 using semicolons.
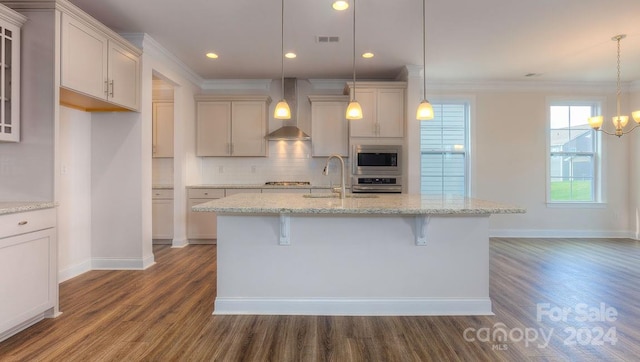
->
214;213;491;316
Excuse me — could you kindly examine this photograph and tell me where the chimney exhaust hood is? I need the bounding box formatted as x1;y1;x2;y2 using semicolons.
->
267;78;311;141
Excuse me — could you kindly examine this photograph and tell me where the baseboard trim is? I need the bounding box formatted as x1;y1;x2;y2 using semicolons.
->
58;259;92;283
213;297;493;316
171;237;189;248
490;229;635;239
92;257;151;270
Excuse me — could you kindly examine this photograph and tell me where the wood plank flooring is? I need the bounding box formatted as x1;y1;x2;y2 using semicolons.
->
1;238;639;361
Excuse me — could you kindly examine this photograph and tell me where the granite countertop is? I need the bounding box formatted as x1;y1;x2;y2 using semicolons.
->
192;193;526;215
0;202;57;216
188;184;342;190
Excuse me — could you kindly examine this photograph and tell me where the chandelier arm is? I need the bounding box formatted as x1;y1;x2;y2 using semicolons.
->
622;124;640;135
596;129;616;136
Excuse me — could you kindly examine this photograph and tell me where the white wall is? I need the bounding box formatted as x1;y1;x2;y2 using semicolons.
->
629;84;640;239
0;10;55;201
58;107;92;281
91;111;152;268
129;34;203;248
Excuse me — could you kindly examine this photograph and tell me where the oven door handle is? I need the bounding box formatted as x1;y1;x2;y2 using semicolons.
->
352;185;402;193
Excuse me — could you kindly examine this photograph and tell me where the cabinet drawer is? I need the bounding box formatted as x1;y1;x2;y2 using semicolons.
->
0;208;56;240
152;189;173;199
188;188;225;199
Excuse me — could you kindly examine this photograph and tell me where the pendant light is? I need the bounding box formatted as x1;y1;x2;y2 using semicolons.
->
588;34;640;137
416;0;434;120
345;0;363;120
274;0;291;119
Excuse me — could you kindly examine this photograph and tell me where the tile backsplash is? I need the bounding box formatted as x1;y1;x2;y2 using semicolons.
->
152;141;348;186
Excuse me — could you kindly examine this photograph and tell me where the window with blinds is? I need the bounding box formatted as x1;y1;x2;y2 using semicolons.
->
420;102;470;196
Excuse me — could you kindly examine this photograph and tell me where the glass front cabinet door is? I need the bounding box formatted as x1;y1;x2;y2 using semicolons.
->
0;5;26;143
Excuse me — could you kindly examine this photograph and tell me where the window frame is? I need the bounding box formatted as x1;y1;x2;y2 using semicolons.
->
419;98;473;197
546;98;603;205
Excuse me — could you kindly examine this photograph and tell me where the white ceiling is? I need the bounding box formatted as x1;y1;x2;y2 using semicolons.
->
68;0;640;83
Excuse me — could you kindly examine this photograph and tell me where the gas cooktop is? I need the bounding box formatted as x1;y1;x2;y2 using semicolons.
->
264;181;311;186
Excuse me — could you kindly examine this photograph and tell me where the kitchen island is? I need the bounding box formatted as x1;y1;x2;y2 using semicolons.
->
193;193;524;316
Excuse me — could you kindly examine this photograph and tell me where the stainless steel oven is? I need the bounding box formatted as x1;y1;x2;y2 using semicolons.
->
351;144;402;176
351;144;402;193
351;176;402;193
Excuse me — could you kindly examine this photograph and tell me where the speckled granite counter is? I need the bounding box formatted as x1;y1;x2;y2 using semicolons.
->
192;193;525;215
188;184;341;190
0;202;57;215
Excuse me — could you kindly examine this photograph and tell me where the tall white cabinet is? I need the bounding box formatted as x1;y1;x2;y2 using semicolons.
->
0;5;25;142
195;95;271;157
152;102;174;158
309;95;349;157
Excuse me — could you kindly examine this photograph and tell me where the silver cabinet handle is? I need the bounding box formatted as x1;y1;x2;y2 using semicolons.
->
104;80;109;95
18;221;28;226
109;80;114;97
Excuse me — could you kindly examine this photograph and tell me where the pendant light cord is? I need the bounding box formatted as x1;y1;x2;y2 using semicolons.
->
281;0;285;99
616;36;621;120
422;0;426;99
352;0;356;102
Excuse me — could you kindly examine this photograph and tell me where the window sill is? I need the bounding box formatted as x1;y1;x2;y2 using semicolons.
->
546;202;607;209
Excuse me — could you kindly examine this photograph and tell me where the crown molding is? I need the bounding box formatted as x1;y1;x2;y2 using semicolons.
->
0;3;27;26
200;79;272;91
126;33;203;88
308;79;349;90
425;80;622;94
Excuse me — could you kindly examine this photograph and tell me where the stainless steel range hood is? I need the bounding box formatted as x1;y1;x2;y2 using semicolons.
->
267;78;311;141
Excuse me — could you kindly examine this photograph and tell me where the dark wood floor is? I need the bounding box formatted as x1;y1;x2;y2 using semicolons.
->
1;238;639;361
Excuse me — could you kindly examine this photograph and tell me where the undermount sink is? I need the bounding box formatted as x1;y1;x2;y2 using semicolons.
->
303;193;379;199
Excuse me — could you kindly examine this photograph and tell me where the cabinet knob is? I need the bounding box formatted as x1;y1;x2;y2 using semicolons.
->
204;192;209;195
18;221;28;226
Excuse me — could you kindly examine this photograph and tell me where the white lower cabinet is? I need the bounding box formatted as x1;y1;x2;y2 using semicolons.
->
152;189;173;243
187;188;225;243
187;188;262;242
0;208;57;342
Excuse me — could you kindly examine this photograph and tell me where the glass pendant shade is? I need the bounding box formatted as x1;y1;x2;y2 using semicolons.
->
274;100;291;119
588;116;604;130
632;110;640;124
612;115;629;129
416;99;434;120
346;100;363;120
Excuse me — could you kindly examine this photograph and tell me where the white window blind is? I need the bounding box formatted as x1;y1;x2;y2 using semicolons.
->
420;103;469;196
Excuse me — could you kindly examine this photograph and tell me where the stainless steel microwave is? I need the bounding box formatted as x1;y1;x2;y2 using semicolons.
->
351;144;402;175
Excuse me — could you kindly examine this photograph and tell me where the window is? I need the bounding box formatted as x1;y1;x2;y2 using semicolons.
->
548;101;600;202
420;102;470;196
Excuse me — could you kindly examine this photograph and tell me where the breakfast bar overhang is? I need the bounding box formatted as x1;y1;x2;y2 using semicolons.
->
193;193;525;316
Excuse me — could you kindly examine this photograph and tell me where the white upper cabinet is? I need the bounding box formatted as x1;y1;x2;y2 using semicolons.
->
345;82;406;138
195;95;271;157
60;11;140;111
309;95;349;157
152;102;174;158
0;5;26;143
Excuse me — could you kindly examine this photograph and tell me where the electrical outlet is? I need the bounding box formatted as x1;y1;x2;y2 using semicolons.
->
251;165;257;173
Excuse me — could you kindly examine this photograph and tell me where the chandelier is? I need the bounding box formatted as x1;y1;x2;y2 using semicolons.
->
588;34;640;137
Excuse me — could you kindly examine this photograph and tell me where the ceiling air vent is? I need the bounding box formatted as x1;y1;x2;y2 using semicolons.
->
316;36;340;43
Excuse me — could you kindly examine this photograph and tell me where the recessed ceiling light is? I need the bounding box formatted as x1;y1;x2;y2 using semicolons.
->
206;52;219;59
362;52;374;59
332;1;349;11
285;52;297;59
